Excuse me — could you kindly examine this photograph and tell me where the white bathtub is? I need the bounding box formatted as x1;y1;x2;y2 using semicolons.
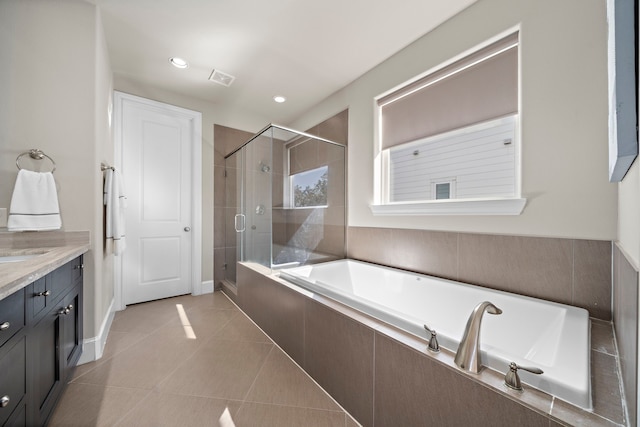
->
280;259;592;410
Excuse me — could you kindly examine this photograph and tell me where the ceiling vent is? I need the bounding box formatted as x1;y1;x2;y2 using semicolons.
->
208;69;235;87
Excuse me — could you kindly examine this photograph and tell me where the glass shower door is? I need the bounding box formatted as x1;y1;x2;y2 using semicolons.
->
224;149;244;285
242;129;272;268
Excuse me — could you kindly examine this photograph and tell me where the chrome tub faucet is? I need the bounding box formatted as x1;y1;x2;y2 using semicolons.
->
454;301;502;373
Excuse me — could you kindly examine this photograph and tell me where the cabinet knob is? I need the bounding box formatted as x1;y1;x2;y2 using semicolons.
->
0;322;9;331
73;264;84;270
0;395;9;408
36;290;51;297
59;304;74;315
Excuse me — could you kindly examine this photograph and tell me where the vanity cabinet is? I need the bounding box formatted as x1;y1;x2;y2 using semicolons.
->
0;256;83;427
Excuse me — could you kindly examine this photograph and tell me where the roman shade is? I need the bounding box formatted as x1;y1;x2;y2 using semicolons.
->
379;32;519;150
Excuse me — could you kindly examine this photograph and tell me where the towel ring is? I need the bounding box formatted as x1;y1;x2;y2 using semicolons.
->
16;149;56;173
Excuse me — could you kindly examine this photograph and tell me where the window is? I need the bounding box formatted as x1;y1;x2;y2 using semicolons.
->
433;181;454;200
372;32;526;215
291;165;328;208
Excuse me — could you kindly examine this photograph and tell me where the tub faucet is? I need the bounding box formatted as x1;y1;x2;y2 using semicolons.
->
454;301;502;373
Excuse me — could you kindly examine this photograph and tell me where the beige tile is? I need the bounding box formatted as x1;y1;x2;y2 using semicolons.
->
215;247;229;285
164;305;236;338
115;391;242;427
214;124;253;157
245;349;341;411
181;291;239;311
72;331;147;381
214;206;225;248
48;383;149;427
590;319;616;355
590;350;625;424
102;330;153;358
613;244;638;427
552;398;623;427
346;415;362;427
233;402;346;427
388;228;458;279
458;233;573;304
374;333;550;427
573;239;612;320
71;359;102;381
238;263;305;363
346;227;394;265
157;338;273;399
214;311;271;343
317;109;349;145
75;326;204;389
304;299;374;427
109;301;177;334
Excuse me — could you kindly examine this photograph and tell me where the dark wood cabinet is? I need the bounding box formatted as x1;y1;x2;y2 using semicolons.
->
0;255;83;427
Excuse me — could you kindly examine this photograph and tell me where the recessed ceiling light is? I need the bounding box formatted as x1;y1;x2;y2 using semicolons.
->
273;96;286;103
169;57;189;69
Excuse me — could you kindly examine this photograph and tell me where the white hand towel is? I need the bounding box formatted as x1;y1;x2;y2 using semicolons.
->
7;170;62;231
104;168;127;255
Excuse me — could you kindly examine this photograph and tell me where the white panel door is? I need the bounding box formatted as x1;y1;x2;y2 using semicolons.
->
121;98;194;305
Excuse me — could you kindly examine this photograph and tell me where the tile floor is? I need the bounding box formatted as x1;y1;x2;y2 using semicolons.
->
49;291;360;427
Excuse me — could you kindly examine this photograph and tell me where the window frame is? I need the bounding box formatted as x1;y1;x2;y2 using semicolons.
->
288;165;329;209
372;29;526;216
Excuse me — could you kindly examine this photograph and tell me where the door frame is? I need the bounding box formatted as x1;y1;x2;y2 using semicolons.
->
112;91;202;311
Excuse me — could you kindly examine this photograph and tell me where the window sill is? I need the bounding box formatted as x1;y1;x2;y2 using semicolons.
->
369;198;527;216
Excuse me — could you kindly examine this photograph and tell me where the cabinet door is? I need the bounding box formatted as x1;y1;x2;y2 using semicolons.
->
47;262;73;304
0;336;26;427
59;287;82;375
30;309;61;427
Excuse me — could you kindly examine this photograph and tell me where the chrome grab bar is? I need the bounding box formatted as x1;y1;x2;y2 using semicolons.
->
234;214;246;232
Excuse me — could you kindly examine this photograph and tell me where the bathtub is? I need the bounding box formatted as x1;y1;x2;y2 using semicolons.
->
279;259;592;410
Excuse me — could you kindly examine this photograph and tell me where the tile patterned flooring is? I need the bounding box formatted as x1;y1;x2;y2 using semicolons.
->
49;291;360;427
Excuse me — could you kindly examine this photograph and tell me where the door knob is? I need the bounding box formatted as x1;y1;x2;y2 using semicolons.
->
184;227;191;232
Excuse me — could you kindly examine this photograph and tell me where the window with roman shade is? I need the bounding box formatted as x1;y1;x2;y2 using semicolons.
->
372;32;526;215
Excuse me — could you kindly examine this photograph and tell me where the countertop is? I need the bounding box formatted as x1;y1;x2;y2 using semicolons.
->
0;231;90;300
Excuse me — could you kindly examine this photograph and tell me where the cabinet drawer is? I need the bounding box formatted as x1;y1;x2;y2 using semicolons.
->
0;290;25;348
0;337;26;427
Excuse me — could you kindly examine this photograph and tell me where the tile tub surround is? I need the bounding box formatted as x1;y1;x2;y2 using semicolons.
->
0;230;90;299
235;262;626;427
347;227;612;321
613;244;639;427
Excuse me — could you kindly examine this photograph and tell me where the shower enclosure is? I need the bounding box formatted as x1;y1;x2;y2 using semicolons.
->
223;125;346;287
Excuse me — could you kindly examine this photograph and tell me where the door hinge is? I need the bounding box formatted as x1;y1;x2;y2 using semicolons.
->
223;169;227;177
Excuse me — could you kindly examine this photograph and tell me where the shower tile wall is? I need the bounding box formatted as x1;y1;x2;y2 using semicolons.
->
283;137;346;257
213;124;254;287
348;226;612;321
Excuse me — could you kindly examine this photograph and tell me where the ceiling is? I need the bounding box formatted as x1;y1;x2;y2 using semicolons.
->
94;0;476;124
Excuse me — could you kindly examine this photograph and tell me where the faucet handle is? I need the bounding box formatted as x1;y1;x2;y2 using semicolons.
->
423;324;440;353
504;362;543;391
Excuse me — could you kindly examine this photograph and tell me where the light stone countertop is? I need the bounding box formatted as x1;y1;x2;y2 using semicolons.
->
0;231;90;300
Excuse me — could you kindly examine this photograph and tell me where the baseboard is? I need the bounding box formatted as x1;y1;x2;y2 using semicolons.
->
201;280;214;294
77;297;115;365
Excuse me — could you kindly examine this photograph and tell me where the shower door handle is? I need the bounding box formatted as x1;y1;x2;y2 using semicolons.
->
234;214;246;232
